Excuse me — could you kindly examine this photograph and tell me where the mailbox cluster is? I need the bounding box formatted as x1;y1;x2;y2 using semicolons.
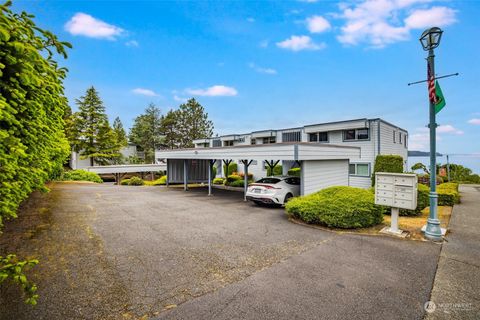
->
375;173;417;210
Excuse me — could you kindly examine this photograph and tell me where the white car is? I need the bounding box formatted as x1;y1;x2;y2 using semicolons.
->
246;176;301;206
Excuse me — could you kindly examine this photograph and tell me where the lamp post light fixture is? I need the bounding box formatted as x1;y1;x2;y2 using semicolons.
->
420;27;444;241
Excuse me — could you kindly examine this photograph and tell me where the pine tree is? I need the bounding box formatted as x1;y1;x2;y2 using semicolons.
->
175;98;213;148
113;116;128;148
129;103;164;163
71;87;120;165
161;110;181;149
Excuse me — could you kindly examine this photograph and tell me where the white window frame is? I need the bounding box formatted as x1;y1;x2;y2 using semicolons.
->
349;163;371;177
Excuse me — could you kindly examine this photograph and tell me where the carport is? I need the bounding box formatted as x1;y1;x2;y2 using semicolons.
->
155;142;361;200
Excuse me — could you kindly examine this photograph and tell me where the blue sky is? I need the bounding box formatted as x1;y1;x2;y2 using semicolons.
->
15;0;480;156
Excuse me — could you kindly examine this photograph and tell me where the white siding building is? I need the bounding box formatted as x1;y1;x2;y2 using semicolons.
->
191;118;408;189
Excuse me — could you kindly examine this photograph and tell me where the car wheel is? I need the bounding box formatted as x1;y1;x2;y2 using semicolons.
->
284;193;293;204
253;200;262;206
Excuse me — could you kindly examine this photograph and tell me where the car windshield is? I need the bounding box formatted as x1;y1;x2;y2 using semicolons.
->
256;178;281;184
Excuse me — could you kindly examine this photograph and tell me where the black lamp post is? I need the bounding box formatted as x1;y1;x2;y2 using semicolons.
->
420;27;443;241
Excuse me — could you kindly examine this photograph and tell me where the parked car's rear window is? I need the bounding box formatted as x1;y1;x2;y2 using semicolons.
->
256;178;281;184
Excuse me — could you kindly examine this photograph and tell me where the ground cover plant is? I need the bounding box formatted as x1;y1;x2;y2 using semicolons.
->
62;170;103;183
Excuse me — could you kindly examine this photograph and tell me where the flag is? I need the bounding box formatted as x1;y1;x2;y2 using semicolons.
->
435;80;446;114
427;62;436;103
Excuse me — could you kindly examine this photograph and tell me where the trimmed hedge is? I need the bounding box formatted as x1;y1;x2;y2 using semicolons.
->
288;167;301;177
63;170;103;183
372;155;404;186
229;180;245;188
267;164;283;176
399;183;429;216
226;174;242;183
144;176;167;186
286;186;384;228
213;177;225;185
437;182;460;204
127;176;144;186
120;178;130;185
223;162;237;177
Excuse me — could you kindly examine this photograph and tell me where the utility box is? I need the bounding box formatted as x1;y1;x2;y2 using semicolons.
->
375;172;418;236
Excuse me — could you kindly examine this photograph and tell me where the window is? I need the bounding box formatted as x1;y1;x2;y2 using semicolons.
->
344;128;369;141
399;132;402;144
393;131;396;143
404;135;408;148
349;163;370;177
309;133;318;142
263;136;276;144
256;177;281;184
212;139;222;147
318;132;328;142
282;131;301;142
251;138;256;145
224;140;234;147
345;129;356;140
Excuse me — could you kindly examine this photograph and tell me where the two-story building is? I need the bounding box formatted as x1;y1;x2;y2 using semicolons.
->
189;118;407;189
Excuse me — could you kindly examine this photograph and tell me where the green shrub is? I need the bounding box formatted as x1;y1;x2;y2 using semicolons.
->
127;176;144;186
286;186;384;228
226;174;242;183
438;190;456;206
288;167;301;177
372;155;404;186
145;176;167;186
438;182;459;192
120;179;130;185
229;180;245;188
213;177;225;185
399;183;429;216
63;170;103;183
267;164;283;176
223;162;237;176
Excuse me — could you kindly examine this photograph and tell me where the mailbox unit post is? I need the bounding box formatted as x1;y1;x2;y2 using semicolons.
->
375;173;418;236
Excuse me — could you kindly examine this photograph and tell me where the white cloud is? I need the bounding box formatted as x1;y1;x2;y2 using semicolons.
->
468;118;480;125
173;95;188;103
336;1;457;48
132;88;158;97
248;63;277;75
65;13;124;40
437;124;464;135
404;6;457;29
186;85;238;97
276;35;326;51
306;15;331;33
125;40;139;47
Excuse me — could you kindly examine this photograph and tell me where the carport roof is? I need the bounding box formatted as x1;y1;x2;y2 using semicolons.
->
155;142;361;161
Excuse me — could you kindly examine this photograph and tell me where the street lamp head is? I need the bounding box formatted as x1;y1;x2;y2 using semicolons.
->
420;27;443;51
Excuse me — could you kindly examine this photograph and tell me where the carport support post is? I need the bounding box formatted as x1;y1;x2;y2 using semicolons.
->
242;160;253;201
183;159;188;191
208;160;214;196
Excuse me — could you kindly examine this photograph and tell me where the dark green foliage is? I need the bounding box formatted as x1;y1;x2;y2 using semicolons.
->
213;177;225;185
69;87;120;165
112;116;128;148
129;103;164;163
63;170;103;183
411;162;429;174
372;155;404;186
399;184;429;216
0;2;71;303
267;164;282;176
287;167;301;177
286;186;384;228
174;98;214;148
223;162;237;177
0;1;70;225
440;163;480;183
0;254;38;305
229;179;245;188
127;176;144;186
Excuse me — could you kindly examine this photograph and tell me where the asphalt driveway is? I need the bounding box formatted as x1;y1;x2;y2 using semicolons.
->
0;183;440;319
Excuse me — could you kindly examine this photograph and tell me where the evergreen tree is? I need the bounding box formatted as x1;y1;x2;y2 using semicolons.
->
129;103;164;163
161;110;181;149
175;98;214;148
71;87;120;165
113;116;128;148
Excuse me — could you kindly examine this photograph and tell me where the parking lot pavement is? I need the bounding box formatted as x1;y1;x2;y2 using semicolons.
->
0;183;441;320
